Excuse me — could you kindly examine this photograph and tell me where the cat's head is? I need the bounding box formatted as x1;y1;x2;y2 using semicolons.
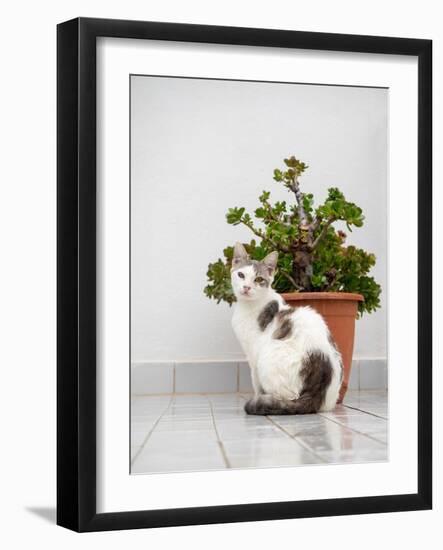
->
230;242;278;302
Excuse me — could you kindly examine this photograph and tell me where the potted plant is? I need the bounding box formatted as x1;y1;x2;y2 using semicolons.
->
204;156;382;403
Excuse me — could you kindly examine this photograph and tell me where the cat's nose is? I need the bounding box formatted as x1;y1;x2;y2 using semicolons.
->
243;285;251;292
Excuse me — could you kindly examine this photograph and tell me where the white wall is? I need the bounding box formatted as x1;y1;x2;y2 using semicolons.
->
131;77;387;362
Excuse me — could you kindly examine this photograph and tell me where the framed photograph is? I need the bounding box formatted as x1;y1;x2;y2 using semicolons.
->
57;17;432;532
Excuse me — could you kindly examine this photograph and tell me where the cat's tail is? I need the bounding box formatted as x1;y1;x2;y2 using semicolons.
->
244;393;323;415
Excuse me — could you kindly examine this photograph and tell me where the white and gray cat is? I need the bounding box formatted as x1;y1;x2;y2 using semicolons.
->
231;242;342;415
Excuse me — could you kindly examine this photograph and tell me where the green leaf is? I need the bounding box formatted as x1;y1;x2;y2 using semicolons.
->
259;190;271;203
226;207;245;225
273;169;283;182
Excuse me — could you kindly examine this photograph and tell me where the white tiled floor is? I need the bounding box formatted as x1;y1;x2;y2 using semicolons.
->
131;391;388;474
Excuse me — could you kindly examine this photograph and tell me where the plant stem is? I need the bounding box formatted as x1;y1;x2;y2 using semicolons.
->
241;219;265;240
241;218;290;253
312;215;322;232
280;270;303;290
261;198;283;224
311;217;335;251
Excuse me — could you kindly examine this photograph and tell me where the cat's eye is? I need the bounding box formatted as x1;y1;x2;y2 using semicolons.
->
238;272;245;279
255;276;265;284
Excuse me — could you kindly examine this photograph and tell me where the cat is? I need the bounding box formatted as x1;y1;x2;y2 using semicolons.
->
230;242;342;415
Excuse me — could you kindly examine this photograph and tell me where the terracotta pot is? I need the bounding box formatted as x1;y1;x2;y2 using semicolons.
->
280;292;364;404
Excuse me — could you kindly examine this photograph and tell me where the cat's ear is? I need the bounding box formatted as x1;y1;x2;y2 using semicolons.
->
262;251;278;275
232;242;249;268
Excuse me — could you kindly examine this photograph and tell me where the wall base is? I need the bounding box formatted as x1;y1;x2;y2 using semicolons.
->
131;359;387;395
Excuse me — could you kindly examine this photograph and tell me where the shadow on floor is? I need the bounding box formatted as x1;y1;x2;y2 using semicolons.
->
26;506;56;524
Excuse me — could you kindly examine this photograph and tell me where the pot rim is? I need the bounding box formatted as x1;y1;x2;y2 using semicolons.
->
281;291;364;302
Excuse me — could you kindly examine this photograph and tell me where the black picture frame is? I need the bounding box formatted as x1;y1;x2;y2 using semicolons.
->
57;17;432;532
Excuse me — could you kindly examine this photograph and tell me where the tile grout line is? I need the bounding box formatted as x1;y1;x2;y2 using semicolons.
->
206;395;232;469
238;394;328;464
131;395;174;466
343;403;388;420
317;412;387;446
265;415;328;463
240;394;387;454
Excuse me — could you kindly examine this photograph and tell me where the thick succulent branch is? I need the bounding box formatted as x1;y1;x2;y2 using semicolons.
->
288;174;309;229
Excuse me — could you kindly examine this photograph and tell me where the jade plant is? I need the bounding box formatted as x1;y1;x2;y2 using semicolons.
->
204;156;381;316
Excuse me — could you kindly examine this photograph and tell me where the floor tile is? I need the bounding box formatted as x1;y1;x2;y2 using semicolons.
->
215;419;287;441
132;454;225;474
208;395;246;406
147;430;219;445
131;396;171;415
321;446;388;464
130;391;389;474
162;408;212;420
322;412;388;443
222;437;322;468
131;427;151;447
172;395;210;405
155;418;215;432
132;440;225;473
